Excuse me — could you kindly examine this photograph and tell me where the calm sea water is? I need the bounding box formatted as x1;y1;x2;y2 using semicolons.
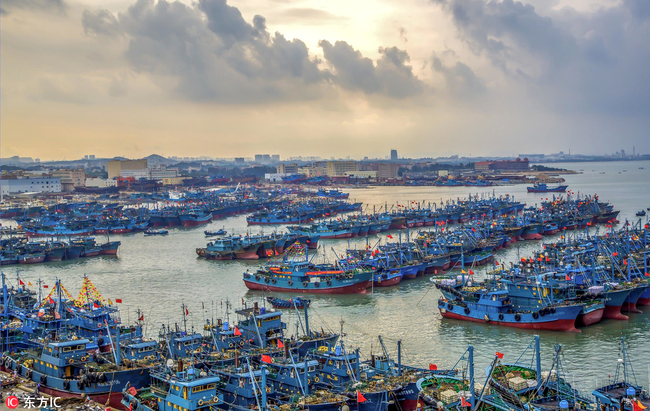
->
2;160;650;393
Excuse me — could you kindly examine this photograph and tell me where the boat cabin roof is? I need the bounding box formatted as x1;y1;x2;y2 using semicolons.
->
176;334;202;342
128;341;157;349
175;375;221;388
235;307;279;319
49;339;90;348
273;360;319;369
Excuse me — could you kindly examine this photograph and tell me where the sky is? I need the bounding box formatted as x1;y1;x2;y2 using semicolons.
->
1;0;649;160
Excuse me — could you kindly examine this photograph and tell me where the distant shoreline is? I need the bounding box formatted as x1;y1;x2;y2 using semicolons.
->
534;157;650;164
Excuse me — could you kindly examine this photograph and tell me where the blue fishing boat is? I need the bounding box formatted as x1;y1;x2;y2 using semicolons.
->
527;182;568;193
205;228;227;236
592;337;650;411
144;229;169;236
122;366;223;411
435;285;583;332
1;337;151;409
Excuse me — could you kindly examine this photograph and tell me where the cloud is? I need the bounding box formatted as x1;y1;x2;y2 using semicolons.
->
319;41;425;98
79;0;423;103
1;0;66;15
82;9;122;37
432;54;485;99
433;0;650;115
431;0;576;76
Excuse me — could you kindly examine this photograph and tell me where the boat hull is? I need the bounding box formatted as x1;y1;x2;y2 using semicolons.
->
603;289;631;320
440;309;579;332
576;307;605;327
244;279;370;294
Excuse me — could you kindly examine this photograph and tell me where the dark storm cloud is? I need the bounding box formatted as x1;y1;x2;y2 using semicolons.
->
319;41;425;98
80;0;424;102
433;0;650;115
1;0;65;15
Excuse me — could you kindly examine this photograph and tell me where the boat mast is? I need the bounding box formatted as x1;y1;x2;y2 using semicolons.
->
181;303;188;333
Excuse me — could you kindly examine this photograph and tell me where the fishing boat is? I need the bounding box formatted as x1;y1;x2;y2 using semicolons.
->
178;209;212;227
435;285;582;332
144;229;169;236
244;243;373;294
636;210;646;217
1;337;151;409
373;268;403;287
592;337;650;411
121;365;222;411
205;228;227;236
527;182;568;193
266;296;311;309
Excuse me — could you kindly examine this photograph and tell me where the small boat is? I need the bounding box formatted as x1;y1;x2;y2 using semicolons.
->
636;210;646;217
266;296;311;309
204;228;227;236
527;182;568;193
143;229;169;236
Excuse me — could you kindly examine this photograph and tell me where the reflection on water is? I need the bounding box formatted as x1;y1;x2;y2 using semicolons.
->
2;160;650;392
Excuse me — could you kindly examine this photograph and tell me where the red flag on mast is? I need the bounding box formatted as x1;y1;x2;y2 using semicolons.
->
357;391;367;403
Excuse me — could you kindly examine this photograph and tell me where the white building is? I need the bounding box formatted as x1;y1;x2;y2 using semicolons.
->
149;167;179;180
1;177;62;195
85;178;118;188
120;169;150;179
345;171;377;179
265;173;289;183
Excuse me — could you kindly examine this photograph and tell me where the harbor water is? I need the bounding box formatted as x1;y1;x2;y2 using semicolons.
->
2;160;650;393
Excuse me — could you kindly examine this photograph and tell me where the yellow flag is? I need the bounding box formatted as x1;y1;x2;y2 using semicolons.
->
108;299;113;305
461;270;467;274
28;282;33;286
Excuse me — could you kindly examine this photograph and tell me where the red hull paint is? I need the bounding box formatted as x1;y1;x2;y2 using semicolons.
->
236;251;260;260
40;386;125;410
84;251;100;257
621;302;642;313
95;229;109;234
335;233;353;238
402;274;418;280
182;220;211;227
637;298;650;306
99;249;119;255
19;256;46;264
576;308;604;327
440;310;580;332
521;233;543;240
110;229;132;234
603;305;628;320
374;277;402;287
244;280;370;294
